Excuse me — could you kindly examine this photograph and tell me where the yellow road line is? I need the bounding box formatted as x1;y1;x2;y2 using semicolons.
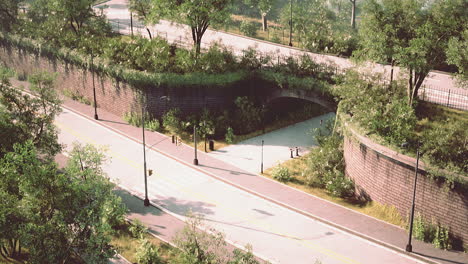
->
56;119;361;264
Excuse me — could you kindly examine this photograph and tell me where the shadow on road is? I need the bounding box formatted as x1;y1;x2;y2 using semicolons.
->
198;164;257;177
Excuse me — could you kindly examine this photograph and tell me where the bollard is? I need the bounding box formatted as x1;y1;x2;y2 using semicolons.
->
296;147;299;157
172;135;175;144
320;119;323;126
290;148;293;158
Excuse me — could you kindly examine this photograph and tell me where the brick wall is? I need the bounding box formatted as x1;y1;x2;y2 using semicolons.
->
344;129;468;246
0;45;231;118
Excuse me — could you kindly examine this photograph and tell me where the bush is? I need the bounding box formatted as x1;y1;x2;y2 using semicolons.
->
135;239;163;264
198;44;238;74
421;120;468;178
323;169;354;197
411;213;452;250
240;21;258;37
146;119;161;132
129;219;148;239
123;111;142;127
225;127;235;144
162;108;182;135
272;164;291;182
333;71;416;145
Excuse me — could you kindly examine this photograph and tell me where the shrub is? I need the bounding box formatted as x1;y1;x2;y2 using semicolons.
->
410;213;453;250
162;108;182;135
228;245;260;264
323;169;354;197
421;120;468;178
123;111;142;127
129;219;148;239
240;21;258;37
198;44;238;74
135;239;163;264
225;127;235;144
272;164;291;182
146;119;161;132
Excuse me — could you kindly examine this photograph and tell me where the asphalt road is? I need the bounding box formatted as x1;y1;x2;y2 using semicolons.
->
56;105;426;264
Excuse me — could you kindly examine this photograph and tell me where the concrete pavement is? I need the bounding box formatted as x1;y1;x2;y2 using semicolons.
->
208;112;335;174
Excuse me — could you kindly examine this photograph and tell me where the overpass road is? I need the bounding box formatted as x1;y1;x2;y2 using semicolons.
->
96;0;467;100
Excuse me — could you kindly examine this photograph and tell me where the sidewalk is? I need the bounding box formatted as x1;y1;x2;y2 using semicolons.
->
53;89;466;264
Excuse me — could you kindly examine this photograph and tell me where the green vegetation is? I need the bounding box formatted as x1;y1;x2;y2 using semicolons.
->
62;89;92;105
0;70;127;263
271;164;291;182
334;71;467;188
112;215;266;264
263;154;406;227
411;213;453;250
240;20;258;37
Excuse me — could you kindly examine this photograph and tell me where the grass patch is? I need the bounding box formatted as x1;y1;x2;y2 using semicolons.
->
110;222;174;263
263;153;406;227
415;101;468;133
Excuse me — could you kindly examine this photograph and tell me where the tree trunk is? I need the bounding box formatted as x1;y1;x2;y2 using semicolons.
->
146;27;152;39
350;0;356;29
262;13;268;31
390;59;395;88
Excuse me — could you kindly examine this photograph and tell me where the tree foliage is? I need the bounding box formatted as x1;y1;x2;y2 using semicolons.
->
0;0;21;32
129;0;161;39
0;71;62;158
356;0;468;105
160;0;233;54
0;142;126;263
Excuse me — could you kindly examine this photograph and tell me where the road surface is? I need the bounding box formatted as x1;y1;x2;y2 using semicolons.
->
56;106;425;264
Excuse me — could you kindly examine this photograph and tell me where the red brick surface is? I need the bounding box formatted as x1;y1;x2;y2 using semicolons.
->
344;129;468;244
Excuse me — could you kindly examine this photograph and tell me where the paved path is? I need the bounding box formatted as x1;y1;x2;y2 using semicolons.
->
209;112;335;174
12;74;461;264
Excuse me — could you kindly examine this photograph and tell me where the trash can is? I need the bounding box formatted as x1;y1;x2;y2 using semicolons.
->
209;140;215;151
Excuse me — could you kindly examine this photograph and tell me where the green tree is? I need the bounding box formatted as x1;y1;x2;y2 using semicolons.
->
281;0;336;53
161;0;233;55
0;72;62;158
198;109;215;152
129;0;161;39
0;0;21;32
172;214;228;264
0;142;126;263
446;29;468;88
244;0;275;31
356;0;467;105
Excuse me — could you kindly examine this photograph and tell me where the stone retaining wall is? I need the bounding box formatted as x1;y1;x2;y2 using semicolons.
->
343;128;468;246
0;44;230;118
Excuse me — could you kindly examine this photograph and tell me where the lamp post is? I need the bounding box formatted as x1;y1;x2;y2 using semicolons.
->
142;102;150;207
288;0;293;47
130;11;134;37
193;125;199;165
401;143;420;253
261;140;264;174
91;52;98;120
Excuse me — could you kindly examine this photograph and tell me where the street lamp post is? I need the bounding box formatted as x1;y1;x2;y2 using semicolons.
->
289;0;293;47
406;148;420;252
91;52;98;120
130;11;134;37
142;102;150;207
261;140;264;174
193;125;199;165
